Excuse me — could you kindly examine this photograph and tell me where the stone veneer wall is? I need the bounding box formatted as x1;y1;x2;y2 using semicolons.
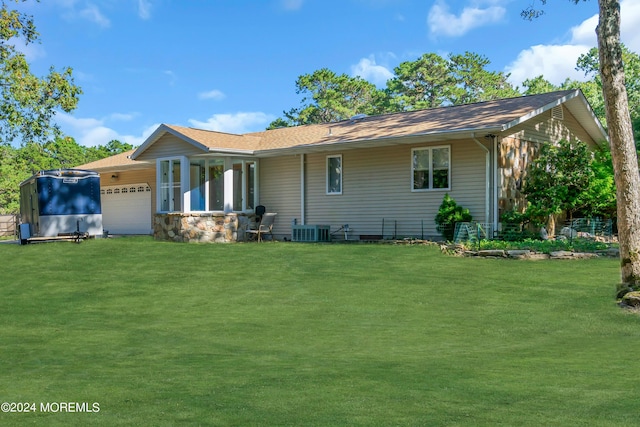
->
498;136;540;215
154;213;253;243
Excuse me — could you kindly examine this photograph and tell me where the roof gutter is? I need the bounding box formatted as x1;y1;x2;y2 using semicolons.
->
206;148;256;156
254;127;504;157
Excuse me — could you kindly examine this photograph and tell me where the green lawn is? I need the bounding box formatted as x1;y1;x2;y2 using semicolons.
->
1;237;638;426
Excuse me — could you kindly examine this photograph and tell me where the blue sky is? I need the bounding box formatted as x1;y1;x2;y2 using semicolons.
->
15;0;640;147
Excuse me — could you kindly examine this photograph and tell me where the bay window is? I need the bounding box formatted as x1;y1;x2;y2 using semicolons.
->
158;157;258;213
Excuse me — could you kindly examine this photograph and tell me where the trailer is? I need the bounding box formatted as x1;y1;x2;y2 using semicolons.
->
19;169;103;244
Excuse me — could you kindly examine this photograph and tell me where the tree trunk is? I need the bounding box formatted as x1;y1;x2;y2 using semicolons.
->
597;0;640;288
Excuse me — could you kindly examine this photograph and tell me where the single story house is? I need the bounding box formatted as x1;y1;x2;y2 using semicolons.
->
78;89;608;242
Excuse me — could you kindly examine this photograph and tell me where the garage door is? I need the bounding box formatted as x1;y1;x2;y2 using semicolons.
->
101;184;152;235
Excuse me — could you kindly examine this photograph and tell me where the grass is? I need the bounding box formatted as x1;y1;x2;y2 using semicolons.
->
1;237;638;426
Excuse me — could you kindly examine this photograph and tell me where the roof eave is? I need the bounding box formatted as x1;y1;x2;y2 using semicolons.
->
82;161;154;173
206;147;256;156
501;89;608;148
254;127;503;157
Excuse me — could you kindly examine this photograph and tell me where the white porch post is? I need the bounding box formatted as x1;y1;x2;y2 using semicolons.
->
181;156;190;213
492;136;499;234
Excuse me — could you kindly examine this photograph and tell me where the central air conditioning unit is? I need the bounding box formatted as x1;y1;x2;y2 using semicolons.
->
292;225;331;242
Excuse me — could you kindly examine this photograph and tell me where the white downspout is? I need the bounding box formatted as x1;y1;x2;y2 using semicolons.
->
300;154;305;225
492;135;499;235
472;134;490;226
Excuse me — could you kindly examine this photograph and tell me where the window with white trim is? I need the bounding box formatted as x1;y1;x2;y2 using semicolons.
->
327;155;342;195
160;158;182;211
232;160;257;211
208;159;225;211
190;160;206;211
412;146;450;191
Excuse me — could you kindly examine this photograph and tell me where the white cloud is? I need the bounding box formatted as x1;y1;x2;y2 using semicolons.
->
427;0;506;38
281;0;303;11
78;3;110;28
568;14;598;46
138;0;152;20
505;44;592;88
188;112;276;134
351;56;394;87
620;0;640;53
56;112;155;147
505;0;640;89
165;70;177;83
14;39;46;61
198;89;226;100
108;112;138;121
49;0;156;27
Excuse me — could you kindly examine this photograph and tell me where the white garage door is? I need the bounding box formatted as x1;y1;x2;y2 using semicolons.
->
101;184;152;235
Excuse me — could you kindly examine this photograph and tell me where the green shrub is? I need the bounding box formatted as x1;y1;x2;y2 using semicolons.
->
435;194;472;241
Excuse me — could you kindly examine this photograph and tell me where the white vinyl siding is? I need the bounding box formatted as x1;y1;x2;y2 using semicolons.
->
506;106;599;148
303;140;486;238
135;134;204;160
258;155;302;237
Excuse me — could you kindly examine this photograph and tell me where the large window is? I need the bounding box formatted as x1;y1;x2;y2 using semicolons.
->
327;155;342;195
160;159;181;211
412;146;450;191
190;160;205;211
246;161;255;209
158;157;257;213
208;160;224;211
233;160;257;211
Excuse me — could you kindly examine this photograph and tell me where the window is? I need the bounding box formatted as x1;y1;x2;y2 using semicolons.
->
158;158;257;213
412;146;450;191
190;160;206;211
327;155;342;195
246;161;255;210
160;159;182;211
208;160;224;211
232;160;257;211
233;162;243;211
